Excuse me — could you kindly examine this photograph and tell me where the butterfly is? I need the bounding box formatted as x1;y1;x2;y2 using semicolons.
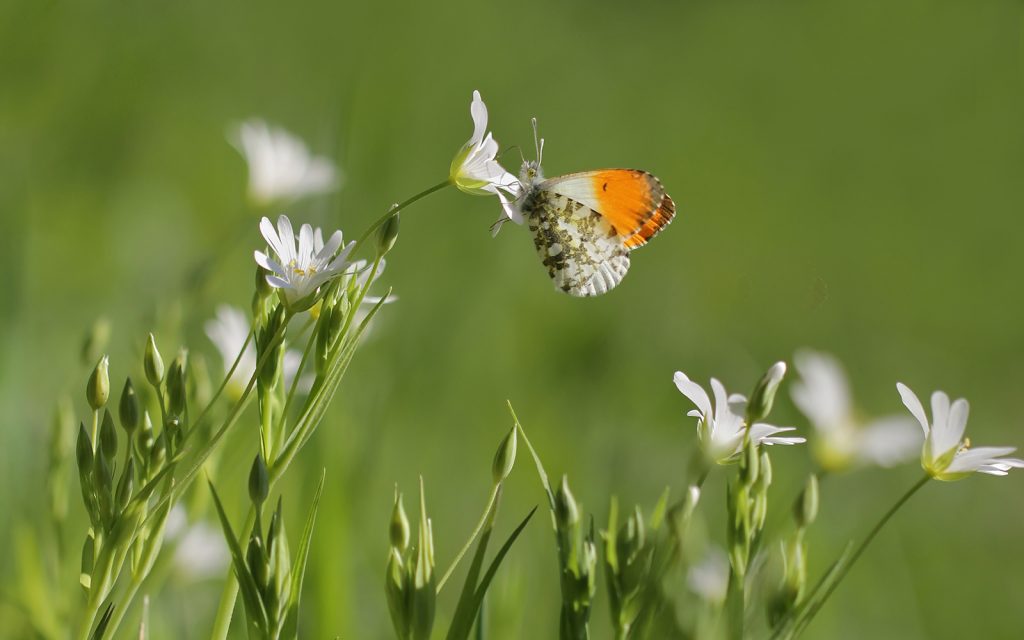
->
513;121;676;297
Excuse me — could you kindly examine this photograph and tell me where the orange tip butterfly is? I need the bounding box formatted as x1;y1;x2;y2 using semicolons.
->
514;119;676;297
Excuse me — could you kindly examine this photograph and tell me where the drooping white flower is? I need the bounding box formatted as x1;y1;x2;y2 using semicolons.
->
231;119;340;205
791;350;921;470
674;371;805;464
896;382;1024;481
204;305;311;397
165;506;229;581
449;90;522;228
254;215;355;311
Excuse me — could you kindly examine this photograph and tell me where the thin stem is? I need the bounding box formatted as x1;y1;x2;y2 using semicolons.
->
436;483;501;593
76;593;103;640
787;474;930;637
351;179;451;254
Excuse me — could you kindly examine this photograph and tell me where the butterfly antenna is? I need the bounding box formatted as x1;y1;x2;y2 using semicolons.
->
531;117;544;164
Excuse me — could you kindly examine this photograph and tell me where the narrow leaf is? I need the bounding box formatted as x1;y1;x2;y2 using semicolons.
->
282;469;327;639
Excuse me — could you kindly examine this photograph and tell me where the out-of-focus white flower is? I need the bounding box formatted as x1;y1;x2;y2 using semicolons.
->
254;215;355;311
674;371;804;464
896;382;1024;481
791;350;921;470
449;90;522;229
205;305;311;397
231;119;340;205
687;546;728;605
165;506;229;581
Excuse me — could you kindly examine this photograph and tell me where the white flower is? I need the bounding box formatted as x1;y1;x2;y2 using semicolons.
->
674;371;804;464
165;506;229;581
204;305;311;397
896;382;1024;481
687;546;729;605
231;119;340;205
791;350;921;470
449;90;522;228
254;215;355;311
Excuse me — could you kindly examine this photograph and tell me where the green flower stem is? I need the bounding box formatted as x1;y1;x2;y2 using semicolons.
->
785;474;930;637
90;409;99;452
210;182;446;640
351;179;452;255
209;269;386;640
272;316;319;454
774;471;929;634
181;330;254;447
76;591;104;640
436;483;501;593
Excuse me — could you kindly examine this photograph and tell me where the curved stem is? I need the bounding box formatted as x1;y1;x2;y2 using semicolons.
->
351;179;451;255
788;474;930;637
436;483;500;593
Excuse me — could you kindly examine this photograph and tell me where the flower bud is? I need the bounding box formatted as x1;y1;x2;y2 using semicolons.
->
390;491;410;553
99;410;118;462
794;474;819;528
86;356;110;410
144;334;164;387
118;378;140;434
255;264;274;299
491;426;517;484
248;454;270;507
554;475;580;529
116;458;135;511
80;532;95;591
747;361;786;424
166;351;188;417
150;431;167;471
739;437;760;485
377;212;400;257
247;536;268;594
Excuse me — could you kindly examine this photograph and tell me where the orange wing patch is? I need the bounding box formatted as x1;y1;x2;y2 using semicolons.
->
588;170;675;249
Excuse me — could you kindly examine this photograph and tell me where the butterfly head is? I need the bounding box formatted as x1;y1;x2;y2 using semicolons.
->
518;117;546;187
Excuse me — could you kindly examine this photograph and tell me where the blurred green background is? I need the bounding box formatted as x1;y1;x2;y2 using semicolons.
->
2;0;1023;637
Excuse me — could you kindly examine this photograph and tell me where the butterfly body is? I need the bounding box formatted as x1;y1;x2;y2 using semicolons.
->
517;162;676;297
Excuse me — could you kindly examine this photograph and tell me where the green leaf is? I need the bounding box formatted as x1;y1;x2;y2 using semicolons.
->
208;479;270;634
89;603;115;640
282;469;326;639
508;402;555;511
445;506;537;640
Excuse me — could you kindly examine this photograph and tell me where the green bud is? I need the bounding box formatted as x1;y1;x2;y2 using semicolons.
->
150;431;167;471
740;437;760;485
99;410;118;462
491;426;518;484
144;334;164;387
758;449;773;488
795;474;819;528
81;318;111;368
248;454;270;507
86;355;110;410
267;499;292;618
80;532;95;591
116;458;135;511
384;548;410;640
76;422;94;473
257;306;285;386
410;479;436;640
554;475;580;530
118;378;140;434
166;351;188;417
390;490;410;552
747;361;786;424
247;536;268;594
255;264;274;299
377;212;400;256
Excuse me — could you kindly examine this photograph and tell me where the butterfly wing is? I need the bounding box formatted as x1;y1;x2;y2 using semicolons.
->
543;169;675;250
520;169;674;297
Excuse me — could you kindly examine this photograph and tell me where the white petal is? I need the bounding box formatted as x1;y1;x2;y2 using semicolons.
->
469;90;488;146
298;223;314;263
896;383;929;435
254;251;288;278
673;372;712;419
266;275;293;290
276;216;296;262
791;350;851;429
